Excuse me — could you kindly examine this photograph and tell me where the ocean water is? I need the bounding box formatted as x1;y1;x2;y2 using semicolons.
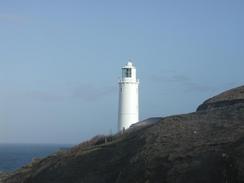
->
0;143;71;172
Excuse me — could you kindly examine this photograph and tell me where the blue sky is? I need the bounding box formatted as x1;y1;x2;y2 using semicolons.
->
0;0;243;144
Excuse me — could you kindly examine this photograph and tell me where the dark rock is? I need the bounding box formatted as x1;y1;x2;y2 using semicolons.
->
3;85;244;183
0;172;12;183
197;85;244;111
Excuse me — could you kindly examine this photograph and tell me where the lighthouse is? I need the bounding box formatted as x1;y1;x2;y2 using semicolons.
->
118;61;139;131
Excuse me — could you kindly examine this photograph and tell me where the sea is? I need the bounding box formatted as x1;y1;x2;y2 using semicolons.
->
0;143;71;172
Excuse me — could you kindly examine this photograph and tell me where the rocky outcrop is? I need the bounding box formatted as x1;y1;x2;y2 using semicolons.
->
3;85;244;183
197;86;244;111
0;172;11;183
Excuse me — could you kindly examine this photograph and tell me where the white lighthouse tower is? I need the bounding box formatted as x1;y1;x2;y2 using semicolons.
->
118;61;139;131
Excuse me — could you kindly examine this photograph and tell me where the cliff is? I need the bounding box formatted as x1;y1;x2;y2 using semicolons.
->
2;85;244;183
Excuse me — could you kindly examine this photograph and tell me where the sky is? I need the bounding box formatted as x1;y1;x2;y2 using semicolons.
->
0;0;243;144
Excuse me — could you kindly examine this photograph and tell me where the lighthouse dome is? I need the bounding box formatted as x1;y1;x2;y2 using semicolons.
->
127;62;133;67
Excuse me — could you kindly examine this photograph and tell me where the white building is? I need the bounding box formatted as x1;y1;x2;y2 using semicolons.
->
118;61;139;131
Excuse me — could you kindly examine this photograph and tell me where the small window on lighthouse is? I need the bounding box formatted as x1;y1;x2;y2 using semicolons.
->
125;68;132;77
